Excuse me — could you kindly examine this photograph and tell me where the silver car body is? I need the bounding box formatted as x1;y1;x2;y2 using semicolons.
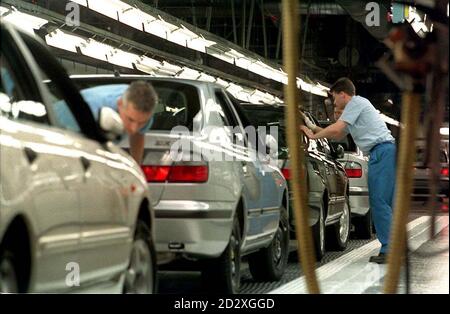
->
70;75;289;263
339;148;370;217
0;23;154;292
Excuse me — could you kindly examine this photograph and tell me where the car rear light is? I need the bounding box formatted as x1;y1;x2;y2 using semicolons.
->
141;166;170;182
281;168;291;180
141;165;208;183
168;165;208;183
441;167;449;177
345;162;362;178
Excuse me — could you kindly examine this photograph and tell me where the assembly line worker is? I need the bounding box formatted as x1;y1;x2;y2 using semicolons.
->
57;81;158;164
301;77;396;264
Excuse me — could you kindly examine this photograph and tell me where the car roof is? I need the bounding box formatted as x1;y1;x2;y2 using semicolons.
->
69;74;221;89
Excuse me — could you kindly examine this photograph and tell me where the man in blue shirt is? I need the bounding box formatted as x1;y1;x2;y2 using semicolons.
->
302;77;396;264
80;81;157;164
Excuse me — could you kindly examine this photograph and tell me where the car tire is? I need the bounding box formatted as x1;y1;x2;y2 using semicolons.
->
248;206;289;281
0;249;19;293
353;209;373;239
326;195;351;251
202;216;241;294
312;203;326;261
123;221;157;294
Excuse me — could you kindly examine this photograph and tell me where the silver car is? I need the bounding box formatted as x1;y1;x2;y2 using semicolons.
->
0;23;156;293
71;75;290;294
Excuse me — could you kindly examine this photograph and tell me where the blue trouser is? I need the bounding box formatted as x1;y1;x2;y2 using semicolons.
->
368;142;397;254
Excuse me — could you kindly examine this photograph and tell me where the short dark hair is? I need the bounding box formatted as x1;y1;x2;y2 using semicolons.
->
124;80;158;113
330;77;356;96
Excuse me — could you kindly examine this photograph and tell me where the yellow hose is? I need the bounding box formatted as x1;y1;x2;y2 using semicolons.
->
282;0;320;294
384;92;421;293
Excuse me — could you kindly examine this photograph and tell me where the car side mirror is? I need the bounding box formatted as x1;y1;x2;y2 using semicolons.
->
335;144;345;159
98;107;124;141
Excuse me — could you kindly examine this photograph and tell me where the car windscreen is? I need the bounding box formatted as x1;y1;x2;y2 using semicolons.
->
71;79;201;131
241;105;288;154
416;148;448;163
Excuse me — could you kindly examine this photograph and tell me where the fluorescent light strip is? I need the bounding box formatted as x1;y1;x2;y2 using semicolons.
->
69;0;330;95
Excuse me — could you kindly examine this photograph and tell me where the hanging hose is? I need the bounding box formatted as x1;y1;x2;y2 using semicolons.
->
282;0;320;294
384;91;421;294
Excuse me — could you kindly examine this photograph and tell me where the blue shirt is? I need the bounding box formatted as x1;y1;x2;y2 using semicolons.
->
339;95;395;155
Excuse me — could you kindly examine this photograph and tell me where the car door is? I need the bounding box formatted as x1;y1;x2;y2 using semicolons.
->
214;90;264;239
19;31;133;285
230;101;280;237
1;24;83;292
321;138;347;213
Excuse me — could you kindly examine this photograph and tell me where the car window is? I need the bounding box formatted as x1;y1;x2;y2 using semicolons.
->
73;79;201;132
0;52;50;125
215;90;247;146
18;41;81;134
416;148;448;163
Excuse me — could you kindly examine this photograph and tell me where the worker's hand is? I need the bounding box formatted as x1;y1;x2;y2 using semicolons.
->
302;113;317;132
300;125;315;139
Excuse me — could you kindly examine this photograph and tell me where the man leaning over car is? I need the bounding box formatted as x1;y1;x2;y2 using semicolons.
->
301;77;396;264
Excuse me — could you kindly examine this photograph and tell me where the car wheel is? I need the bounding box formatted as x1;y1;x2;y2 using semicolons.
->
313;203;326;261
353;209;373;239
0;250;19;293
326;195;351;251
202;216;241;294
123;221;156;294
248;206;289;281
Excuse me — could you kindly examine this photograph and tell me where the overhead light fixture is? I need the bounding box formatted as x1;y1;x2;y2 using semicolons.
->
188;35;216;53
167;25;198;47
176;67;200;80
70;0;87;6
119;7;156;31
197;73;216;83
144;15;178;40
156;61;182;76
108;49;139;69
135;56;162;74
45;29;86;53
87;0;130;20
1;6;48;34
79;39;111;62
215;78;229;88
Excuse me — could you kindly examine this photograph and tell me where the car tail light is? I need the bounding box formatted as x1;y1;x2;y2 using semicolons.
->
141;165;208;183
441;167;449;177
168;165;208;183
281;168;291;180
345;162;362;178
141;166;170;182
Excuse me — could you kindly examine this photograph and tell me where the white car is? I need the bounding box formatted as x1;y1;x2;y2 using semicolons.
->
0;22;156;293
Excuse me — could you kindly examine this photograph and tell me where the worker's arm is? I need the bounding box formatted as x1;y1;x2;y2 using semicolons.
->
301;120;347;140
129;133;145;164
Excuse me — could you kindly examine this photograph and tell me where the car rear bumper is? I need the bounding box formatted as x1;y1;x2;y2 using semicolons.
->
412;179;449;199
349;187;370;216
153;200;234;258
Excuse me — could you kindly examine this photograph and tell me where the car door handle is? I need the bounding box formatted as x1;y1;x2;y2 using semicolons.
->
80;156;91;172
24;147;38;164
